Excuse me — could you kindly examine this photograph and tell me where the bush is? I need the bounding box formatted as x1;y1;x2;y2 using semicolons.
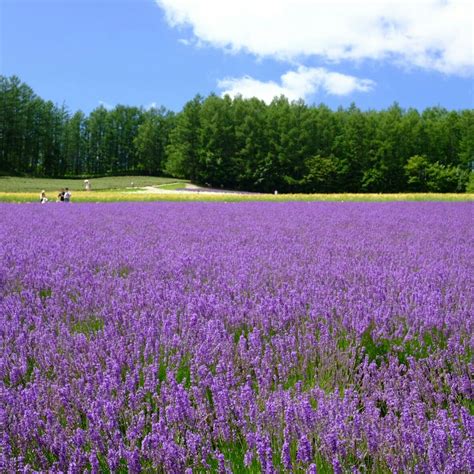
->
405;155;469;192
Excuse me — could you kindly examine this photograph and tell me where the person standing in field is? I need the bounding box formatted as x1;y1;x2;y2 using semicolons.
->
84;179;91;191
64;188;71;202
57;189;65;202
40;190;48;203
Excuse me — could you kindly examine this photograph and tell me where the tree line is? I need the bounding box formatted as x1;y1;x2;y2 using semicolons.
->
1;75;473;192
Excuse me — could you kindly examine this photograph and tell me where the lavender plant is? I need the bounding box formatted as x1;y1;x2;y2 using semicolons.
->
0;202;472;473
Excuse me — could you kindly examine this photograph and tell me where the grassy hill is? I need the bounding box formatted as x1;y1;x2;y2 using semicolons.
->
0;176;187;193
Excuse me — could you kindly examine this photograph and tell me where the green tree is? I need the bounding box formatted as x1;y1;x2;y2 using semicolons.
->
300;154;339;192
362;103;406;192
404;155;431;191
457;110;474;171
1;74;473;192
165;95;203;181
198;94;237;187
106;105;143;174
333;103;372;192
232;96;268;190
0;76;40;174
38;101;68;177
63;111;86;176
85;106;109;175
134;107;175;175
405;155;468;192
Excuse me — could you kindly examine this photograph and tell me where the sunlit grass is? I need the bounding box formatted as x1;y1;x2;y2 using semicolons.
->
0;175;188;192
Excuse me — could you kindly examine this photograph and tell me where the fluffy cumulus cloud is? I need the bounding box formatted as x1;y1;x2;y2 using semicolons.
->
218;66;375;103
156;0;473;75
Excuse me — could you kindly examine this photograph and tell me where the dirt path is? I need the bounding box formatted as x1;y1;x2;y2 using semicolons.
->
130;184;254;195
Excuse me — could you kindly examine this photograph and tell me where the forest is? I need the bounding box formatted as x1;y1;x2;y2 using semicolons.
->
1;75;473;193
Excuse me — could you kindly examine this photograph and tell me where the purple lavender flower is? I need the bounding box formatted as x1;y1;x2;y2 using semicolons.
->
0;202;472;471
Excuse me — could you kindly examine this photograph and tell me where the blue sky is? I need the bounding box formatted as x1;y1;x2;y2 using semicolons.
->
1;0;472;113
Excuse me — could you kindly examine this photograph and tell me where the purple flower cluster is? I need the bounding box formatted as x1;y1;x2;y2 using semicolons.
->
1;202;473;473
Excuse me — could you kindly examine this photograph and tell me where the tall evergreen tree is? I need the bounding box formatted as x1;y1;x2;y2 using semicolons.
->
0;75;472;193
166;95;203;182
63;111;86;176
134;107;175;175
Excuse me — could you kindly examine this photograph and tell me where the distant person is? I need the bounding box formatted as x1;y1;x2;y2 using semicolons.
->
57;189;65;202
40;190;48;204
64;188;71;202
84;179;91;191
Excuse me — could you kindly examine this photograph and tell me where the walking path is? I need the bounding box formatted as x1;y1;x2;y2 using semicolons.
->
130;184;258;195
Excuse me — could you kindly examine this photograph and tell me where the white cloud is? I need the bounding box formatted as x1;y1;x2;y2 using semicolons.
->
156;0;474;75
178;38;192;46
218;66;375;103
98;100;113;110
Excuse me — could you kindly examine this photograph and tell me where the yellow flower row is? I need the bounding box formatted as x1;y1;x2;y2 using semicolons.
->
0;191;472;203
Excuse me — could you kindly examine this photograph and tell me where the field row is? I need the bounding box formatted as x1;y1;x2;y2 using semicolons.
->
1;202;473;472
1;191;473;203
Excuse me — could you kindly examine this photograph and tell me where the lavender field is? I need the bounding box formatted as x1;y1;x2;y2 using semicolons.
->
1;202;473;473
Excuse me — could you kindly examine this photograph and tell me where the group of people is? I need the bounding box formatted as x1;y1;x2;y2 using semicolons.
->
40;188;72;204
38;180;91;203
